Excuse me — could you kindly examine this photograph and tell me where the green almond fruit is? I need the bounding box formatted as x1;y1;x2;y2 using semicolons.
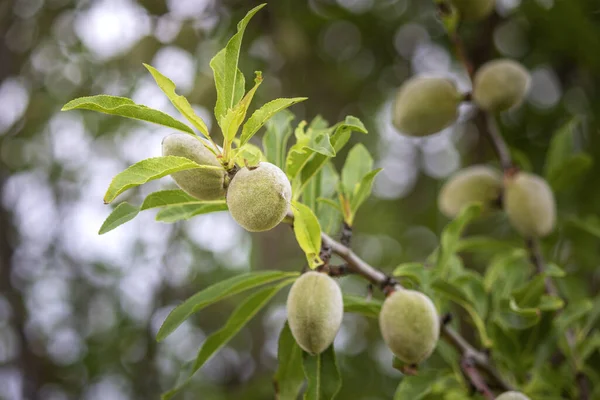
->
162;133;227;201
379;289;440;364
473;59;531;113
496;392;530;400
392;77;462;137
286;271;344;355
438;165;503;218
451;0;495;21
226;162;292;232
504;172;556;238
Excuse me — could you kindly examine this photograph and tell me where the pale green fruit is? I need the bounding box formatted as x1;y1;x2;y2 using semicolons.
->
473;59;531;112
496;391;530;400
392;77;462;137
379;289;440;364
451;0;495;21
162;133;226;200
226;162;292;232
438;165;503;218
504;172;556;238
286;271;343;355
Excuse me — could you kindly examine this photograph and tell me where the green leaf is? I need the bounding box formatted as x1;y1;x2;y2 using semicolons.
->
274;322;305;400
61;95;194;134
210;4;265;124
241;97;308;145
155;202;228;223
341;144;373;196
544;117;581;180
343;295;382;318
456;236;519;255
292;201;323;269
349;168;382;223
103;156;224;204
263;109;295;169
496;298;541;330
156;271;298;342
394;369;440;400
162;278;296;399
555;299;593;334
286;122;338;183
233;142;264;168
140;189;198;210
392;262;429;287
298;116;367;195
143;64;211;137
431;279;492;347
437;203;482;275
303;345;342;400
98;202;140;235
547;153;593;193
221;71;263;142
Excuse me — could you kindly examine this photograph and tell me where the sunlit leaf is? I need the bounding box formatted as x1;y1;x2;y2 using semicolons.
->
241;97;307;145
292;201;323;269
103;156;223;203
62;95;194;134
98;202;139;235
144;63;211;137
263;109;295;169
155;202;228;223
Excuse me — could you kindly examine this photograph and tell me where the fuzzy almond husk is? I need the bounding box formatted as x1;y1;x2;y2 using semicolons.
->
473;59;531;113
496;392;530;400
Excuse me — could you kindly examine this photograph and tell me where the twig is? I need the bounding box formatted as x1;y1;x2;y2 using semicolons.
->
461;356;496;399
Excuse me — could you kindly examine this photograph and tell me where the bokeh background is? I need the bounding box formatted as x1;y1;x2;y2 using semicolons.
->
1;0;599;399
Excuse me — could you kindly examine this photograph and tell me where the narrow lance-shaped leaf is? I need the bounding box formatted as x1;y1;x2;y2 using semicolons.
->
292;201;323;269
221;71;263;142
274;322;305;400
211;4;266;123
156;202;228;223
62;95;194;134
162;278;297;400
437;203;482;275
263;109;295;169
303;345;342;400
157;271;299;341
349;168;382;224
241;97;308;145
143;64;211;138
98;202;140;235
103;156;224;204
343;295;382;319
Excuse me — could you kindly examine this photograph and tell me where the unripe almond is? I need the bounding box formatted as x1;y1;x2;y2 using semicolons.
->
379;289;440;364
504;172;556;238
438;165;503;218
226;162;292;232
392;77;462;137
286;271;343;355
496;392;530;400
162;133;226;200
450;0;495;21
473;59;531;112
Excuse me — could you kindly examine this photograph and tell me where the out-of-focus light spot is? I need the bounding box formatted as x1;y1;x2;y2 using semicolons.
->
497;0;521;15
372;340;401;377
154;15;182;44
119;264;162;323
412;42;451;74
535;0;554;9
527;66;561;109
334;314;368;355
0;78;29;134
49;113;91;167
320;21;362;62
85;295;117;336
47;328;85;365
51;10;78;46
401;226;438;260
0;368;22;400
348;49;375;79
151;47;196;94
494;19;528;59
394;23;429;60
74;0;151;60
421;134;460;178
38;384;69;400
336;0;374;14
167;0;213;19
83;375;132;400
5;20;37;53
185;212;247;256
